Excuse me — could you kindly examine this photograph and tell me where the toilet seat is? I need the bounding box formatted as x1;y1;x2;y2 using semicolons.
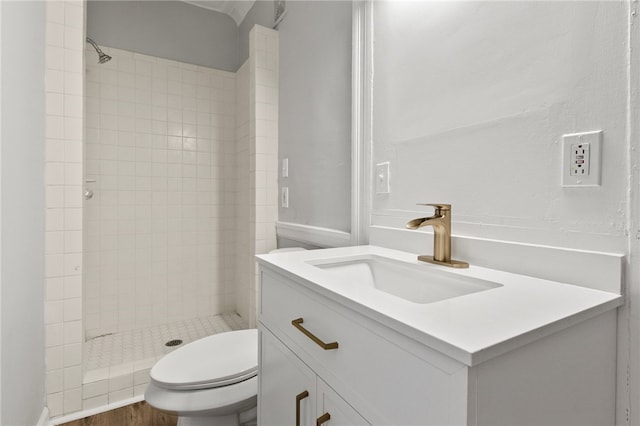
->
145;375;258;418
150;329;258;391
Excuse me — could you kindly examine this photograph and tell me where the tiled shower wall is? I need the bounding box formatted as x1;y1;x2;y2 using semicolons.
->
234;60;251;323
44;0;85;417
43;7;277;415
248;26;279;327
233;26;279;328
83;47;237;338
234;26;279;327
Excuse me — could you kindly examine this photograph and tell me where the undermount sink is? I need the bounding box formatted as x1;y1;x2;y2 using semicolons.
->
308;255;502;304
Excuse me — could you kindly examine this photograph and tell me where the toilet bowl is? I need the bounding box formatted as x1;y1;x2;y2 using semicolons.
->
145;329;258;426
145;248;306;425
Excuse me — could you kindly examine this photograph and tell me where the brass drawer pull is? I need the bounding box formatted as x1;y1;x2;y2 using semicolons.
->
317;412;331;426
291;318;339;350
295;390;309;426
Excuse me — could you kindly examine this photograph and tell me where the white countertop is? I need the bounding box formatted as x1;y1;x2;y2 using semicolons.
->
256;245;623;366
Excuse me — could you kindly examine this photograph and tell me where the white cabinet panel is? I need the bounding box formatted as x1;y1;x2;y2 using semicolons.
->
316;378;370;426
259;326;370;426
259;328;316;426
260;269;458;425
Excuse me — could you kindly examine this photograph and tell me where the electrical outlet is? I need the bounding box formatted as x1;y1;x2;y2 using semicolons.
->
570;143;590;176
561;131;602;187
281;187;289;208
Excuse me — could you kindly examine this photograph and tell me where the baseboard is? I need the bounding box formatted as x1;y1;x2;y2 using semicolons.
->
48;395;144;425
37;407;49;426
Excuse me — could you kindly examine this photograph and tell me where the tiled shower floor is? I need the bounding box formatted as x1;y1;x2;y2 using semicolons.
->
82;313;248;410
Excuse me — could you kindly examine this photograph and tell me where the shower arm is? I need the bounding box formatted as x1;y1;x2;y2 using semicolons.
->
86;37;112;64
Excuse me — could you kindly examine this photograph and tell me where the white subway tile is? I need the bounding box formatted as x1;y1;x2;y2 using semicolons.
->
47;369;64;394
63;343;82;367
63;298;82;321
82;394;109;411
45;301;64;325
64;275;82;298
64;72;83;96
63;320;82;345
46;346;64;371
46;139;66;163
63;365;82;389
46;323;64;348
83;380;109;399
63;387;82;414
109;388;133;404
47;1;65;25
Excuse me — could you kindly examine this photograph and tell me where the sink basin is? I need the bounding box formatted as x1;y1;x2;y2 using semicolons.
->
309;255;502;304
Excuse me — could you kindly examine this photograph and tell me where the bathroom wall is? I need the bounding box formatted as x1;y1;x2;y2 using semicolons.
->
277;1;353;235
43;0;86;417
370;1;637;423
87;1;240;72
372;1;628;253
84;47;237;338
0;1;47;424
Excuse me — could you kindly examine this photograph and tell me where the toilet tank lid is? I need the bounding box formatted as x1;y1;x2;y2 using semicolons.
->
150;329;258;391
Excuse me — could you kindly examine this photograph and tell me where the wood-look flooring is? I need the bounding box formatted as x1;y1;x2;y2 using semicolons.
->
59;401;177;426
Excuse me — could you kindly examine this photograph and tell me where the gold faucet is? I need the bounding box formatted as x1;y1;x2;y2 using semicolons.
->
406;204;469;268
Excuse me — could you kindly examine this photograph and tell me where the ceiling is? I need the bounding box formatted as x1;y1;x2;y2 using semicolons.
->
183;1;258;26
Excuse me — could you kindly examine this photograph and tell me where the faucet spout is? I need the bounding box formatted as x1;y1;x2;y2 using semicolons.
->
406;204;468;268
406;215;441;230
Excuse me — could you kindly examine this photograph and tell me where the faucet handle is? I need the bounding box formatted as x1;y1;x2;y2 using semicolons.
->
417;203;451;211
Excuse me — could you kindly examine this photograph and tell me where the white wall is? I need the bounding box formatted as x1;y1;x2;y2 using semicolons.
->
371;1;637;423
0;1;46;424
278;1;352;234
372;1;628;253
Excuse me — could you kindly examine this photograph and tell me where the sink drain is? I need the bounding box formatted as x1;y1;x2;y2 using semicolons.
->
165;339;183;347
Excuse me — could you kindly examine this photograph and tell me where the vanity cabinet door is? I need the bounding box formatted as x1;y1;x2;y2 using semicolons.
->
259;326;316;426
316;378;370;426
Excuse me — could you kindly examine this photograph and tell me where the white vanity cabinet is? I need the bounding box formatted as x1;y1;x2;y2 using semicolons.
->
260;325;370;426
258;262;619;426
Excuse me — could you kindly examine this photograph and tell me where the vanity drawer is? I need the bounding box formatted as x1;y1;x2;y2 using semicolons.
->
259;269;464;426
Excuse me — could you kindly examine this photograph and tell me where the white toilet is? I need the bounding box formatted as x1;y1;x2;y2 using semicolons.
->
145;329;258;426
145;248;306;425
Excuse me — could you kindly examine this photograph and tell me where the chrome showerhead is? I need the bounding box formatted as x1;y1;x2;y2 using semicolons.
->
86;37;112;64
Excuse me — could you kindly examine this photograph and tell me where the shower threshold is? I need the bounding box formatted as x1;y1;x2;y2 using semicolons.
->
81;313;248;411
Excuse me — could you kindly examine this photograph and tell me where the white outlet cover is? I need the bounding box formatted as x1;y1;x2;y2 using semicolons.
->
376;162;391;194
561;131;602;187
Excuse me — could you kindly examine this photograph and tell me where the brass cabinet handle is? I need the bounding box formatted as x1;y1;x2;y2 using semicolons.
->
291;318;339;350
316;412;331;426
295;390;309;426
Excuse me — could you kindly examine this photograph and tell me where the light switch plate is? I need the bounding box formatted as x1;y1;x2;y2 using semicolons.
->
376;162;390;194
561;131;602;187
